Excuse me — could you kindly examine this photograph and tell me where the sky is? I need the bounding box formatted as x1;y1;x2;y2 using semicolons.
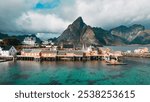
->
0;0;150;35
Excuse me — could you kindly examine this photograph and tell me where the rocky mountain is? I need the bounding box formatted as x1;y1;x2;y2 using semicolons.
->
131;30;150;44
110;24;145;43
109;24;150;44
57;17;88;45
57;17;105;46
57;17;150;46
1;17;150;46
56;17;129;46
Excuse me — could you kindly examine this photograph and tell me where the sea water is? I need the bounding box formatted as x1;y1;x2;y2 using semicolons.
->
0;46;150;85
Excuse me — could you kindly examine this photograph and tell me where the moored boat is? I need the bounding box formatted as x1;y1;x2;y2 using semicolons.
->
106;59;127;65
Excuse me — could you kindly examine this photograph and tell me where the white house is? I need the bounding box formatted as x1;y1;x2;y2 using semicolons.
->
134;47;149;54
23;37;36;46
0;39;3;42
0;46;17;57
126;50;132;53
0;47;2;54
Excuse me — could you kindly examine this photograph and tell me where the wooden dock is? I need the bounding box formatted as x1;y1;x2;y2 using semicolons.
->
17;55;104;61
0;56;14;63
0;60;6;63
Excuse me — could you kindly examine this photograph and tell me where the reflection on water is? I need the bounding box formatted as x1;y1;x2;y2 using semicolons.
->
0;57;150;85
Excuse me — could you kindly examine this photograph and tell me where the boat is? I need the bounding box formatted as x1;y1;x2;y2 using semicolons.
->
60;57;72;61
106;59;127;65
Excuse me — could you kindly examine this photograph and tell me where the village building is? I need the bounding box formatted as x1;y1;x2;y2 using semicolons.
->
21;49;41;57
0;47;2;55
134;47;149;54
0;46;17;57
42;41;50;45
45;45;52;48
90;51;98;56
50;45;58;51
22;37;36;46
41;40;54;47
83;52;91;57
42;40;54;45
57;50;84;56
98;47;111;54
56;50;84;61
41;50;57;58
0;39;3;42
126;50;132;53
81;44;95;57
62;44;74;50
71;50;84;57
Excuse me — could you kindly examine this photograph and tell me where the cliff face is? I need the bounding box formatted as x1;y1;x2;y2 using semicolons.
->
57;17;102;46
81;26;100;46
131;30;150;44
57;17;150;46
110;24;145;43
57;17;86;45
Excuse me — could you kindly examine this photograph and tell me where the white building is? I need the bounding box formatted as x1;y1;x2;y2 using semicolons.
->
42;40;54;45
42;41;49;45
23;37;36;46
134;47;149;54
0;46;17;57
0;47;2;53
50;46;57;51
82;44;93;52
0;39;3;42
126;50;132;53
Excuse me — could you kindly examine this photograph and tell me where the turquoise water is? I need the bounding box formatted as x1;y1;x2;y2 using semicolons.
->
0;46;150;85
0;57;150;85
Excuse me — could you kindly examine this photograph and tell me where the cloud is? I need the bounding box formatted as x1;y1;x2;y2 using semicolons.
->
16;11;70;33
1;0;150;34
0;0;38;32
75;0;150;29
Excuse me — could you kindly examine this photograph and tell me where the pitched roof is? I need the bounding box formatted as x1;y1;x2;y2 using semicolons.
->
22;49;41;53
30;49;42;53
3;46;13;50
63;44;74;48
22;49;32;53
57;50;84;55
57;51;66;55
41;50;57;53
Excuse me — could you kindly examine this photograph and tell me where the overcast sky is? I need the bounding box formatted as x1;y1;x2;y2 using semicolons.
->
0;0;150;34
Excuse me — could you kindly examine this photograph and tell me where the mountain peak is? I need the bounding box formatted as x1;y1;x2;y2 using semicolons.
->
71;17;86;30
130;24;145;31
74;16;83;23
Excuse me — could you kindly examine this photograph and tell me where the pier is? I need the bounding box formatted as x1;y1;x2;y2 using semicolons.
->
17;55;104;61
0;56;14;63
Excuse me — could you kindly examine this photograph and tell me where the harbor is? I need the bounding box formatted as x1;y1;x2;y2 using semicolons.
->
1;44;150;66
0;56;150;85
0;45;150;85
0;36;150;65
0;57;14;63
